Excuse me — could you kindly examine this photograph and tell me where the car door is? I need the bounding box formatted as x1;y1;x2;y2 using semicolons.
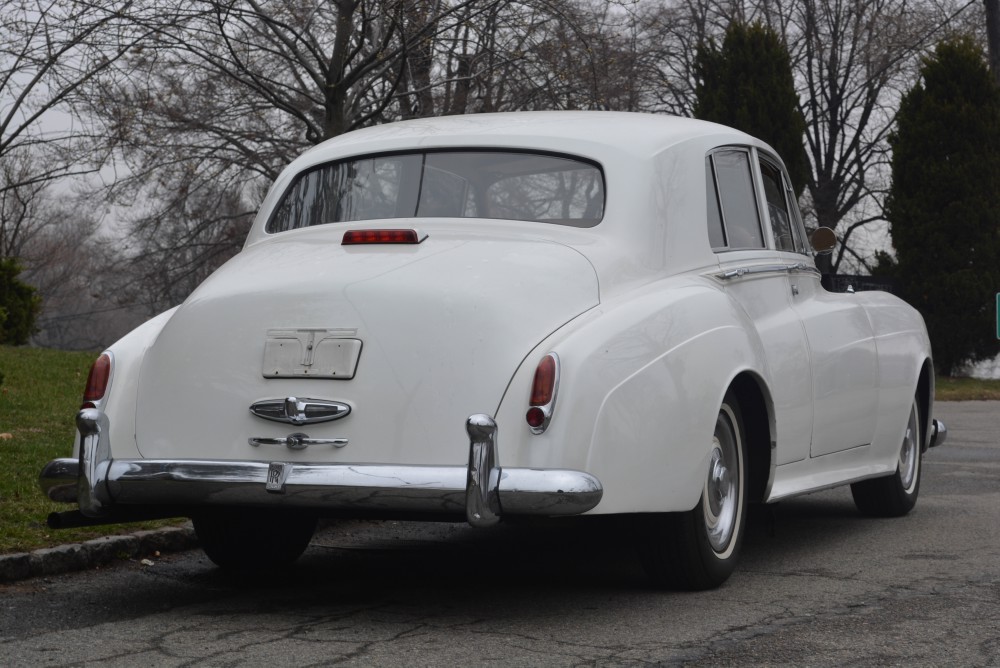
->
755;154;879;457
707;148;813;465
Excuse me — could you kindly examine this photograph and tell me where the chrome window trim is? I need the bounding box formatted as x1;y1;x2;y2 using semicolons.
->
706;155;728;248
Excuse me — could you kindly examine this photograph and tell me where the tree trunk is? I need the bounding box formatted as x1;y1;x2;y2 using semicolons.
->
987;0;1000;86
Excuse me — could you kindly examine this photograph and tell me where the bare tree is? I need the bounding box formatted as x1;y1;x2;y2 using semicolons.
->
18;202;147;350
510;0;654;111
644;0;977;272
793;0;977;272
986;0;1000;82
0;150;47;259
0;0;155;255
54;0;981;319
78;0;603;312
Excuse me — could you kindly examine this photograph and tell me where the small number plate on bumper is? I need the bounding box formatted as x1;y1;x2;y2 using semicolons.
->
266;462;291;493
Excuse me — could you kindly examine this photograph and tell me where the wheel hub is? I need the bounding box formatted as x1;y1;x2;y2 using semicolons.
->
704;433;738;553
898;403;919;491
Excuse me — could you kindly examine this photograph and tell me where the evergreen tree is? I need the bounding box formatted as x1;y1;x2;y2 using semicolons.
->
885;37;1000;375
0;258;41;346
694;21;808;196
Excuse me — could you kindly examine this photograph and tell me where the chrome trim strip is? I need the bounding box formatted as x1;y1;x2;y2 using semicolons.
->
465;414;502;526
716;262;821;281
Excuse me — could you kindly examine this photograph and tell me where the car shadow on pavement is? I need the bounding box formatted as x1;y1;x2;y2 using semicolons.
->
185;490;872;600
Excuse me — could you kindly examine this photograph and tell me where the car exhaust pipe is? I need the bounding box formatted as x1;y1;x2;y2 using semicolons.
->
46;508;189;530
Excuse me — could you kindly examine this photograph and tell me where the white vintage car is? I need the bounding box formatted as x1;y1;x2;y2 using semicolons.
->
41;111;947;589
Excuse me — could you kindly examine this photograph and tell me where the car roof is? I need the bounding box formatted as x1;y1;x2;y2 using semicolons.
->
297;111;758;165
246;112;778;283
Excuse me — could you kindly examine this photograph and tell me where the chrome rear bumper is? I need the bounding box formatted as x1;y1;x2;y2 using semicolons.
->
40;410;603;527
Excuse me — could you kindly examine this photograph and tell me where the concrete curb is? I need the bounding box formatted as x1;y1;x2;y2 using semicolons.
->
0;525;198;583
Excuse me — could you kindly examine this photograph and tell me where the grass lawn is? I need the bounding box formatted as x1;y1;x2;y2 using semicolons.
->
935;375;1000;401
0;345;180;554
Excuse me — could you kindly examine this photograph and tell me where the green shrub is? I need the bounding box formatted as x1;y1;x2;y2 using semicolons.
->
0;258;42;345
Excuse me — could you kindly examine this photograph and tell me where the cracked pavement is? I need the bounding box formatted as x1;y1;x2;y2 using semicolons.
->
1;401;997;666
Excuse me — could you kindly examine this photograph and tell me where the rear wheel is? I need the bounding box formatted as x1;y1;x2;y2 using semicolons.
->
639;394;747;590
193;508;316;570
851;397;922;517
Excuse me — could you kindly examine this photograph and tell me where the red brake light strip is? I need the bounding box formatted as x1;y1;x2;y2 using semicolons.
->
342;229;427;245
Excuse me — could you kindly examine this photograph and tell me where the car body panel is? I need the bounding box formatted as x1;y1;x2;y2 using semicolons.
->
492;272;773;514
717;250;814;466
791;273;880;457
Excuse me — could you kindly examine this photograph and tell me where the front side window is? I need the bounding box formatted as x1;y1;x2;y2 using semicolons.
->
267;151;605;233
759;159;805;253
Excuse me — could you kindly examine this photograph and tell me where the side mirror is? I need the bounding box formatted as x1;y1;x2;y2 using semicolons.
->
810;227;837;255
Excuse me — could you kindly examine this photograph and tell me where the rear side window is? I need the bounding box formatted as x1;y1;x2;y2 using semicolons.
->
267;151;605;232
708;150;764;249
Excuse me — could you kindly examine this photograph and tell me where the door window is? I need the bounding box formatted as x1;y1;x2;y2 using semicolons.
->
707;150;764;249
759;159;806;253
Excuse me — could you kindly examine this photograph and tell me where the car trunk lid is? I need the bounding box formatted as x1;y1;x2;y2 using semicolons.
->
133;227;598;464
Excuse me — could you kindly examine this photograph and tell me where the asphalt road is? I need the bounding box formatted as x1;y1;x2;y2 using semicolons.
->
1;401;997;666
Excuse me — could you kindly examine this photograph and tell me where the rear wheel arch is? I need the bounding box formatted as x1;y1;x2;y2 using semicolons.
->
728;372;774;504
916;359;933;452
637;379;769;590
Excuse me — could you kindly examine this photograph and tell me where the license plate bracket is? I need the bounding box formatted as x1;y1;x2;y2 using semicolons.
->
263;328;362;379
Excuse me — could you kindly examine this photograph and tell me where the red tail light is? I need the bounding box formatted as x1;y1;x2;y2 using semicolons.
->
526;406;547;430
342;229;427;245
82;353;112;408
526;353;560;434
529;354;557;405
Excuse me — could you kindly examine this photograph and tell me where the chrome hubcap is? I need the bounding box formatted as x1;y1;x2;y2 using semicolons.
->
704;407;741;555
899;401;919;492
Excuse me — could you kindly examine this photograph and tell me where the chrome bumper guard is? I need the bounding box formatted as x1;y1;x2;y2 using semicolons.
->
929;419;947;448
39;410;603;527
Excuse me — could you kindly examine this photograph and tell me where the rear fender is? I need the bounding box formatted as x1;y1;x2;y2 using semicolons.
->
495;276;771;514
74;308;179;460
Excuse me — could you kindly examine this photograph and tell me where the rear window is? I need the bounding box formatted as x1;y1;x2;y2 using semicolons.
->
266;151;605;233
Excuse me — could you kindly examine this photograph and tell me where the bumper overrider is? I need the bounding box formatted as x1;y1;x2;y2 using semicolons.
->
929;418;947;449
39;409;603;529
